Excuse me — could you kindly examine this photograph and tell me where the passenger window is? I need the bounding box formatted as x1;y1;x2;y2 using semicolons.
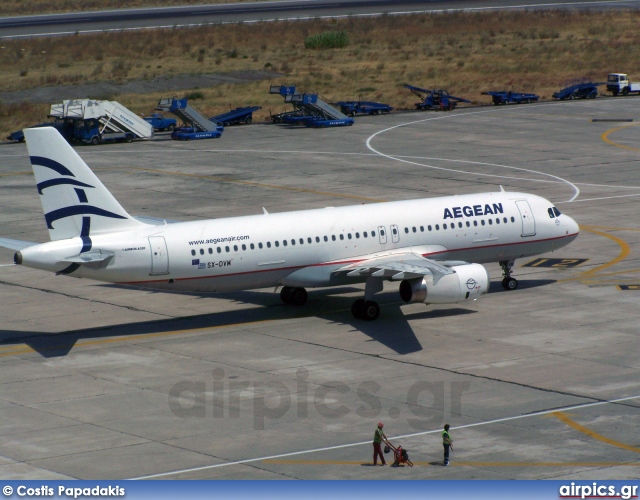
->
495;218;500;224
258;243;263;249
466;221;470;227
371;230;376;237
404;227;409;234
363;232;367;238
428;225;432;231
250;244;254;250
503;217;507;224
473;221;478;227
511;217;515;222
443;224;447;230
316;236;320;243
200;249;204;255
340;234;344;240
458;222;462;228
412;227;417;233
488;219;493;225
332;235;336;241
348;233;352;239
191;250;196;256
275;241;279;247
291;239;295;245
233;245;238;251
481;220;486;226
282;240;287;247
435;224;439;230
242;244;246;250
307;237;312;244
324;236;328;242
218;247;222;253
299;238;304;245
208;248;213;254
267;242;271;248
380;230;385;236
392;228;397;235
225;246;230;252
355;232;360;239
420;226;424;232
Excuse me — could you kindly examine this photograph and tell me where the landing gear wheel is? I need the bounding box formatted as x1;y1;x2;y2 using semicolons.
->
351;299;365;319
502;277;518;290
280;286;293;304
361;301;380;321
289;287;307;306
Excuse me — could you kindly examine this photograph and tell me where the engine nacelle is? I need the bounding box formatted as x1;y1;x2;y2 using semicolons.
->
399;263;489;304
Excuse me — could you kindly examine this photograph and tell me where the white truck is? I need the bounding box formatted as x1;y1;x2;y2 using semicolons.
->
606;73;640;96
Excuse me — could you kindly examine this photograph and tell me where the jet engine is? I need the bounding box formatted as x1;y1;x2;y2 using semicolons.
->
399;264;489;304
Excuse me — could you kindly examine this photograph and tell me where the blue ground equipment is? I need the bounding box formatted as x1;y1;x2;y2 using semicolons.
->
157;97;224;140
482;91;539;105
552;79;604;100
144;113;177;131
269;85;354;127
404;84;470;111
210;106;261;126
334;101;393;116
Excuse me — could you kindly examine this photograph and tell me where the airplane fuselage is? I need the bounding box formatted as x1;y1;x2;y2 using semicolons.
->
17;191;579;293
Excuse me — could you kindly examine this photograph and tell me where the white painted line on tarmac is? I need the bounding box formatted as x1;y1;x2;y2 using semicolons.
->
131;393;640;479
364;106;582;202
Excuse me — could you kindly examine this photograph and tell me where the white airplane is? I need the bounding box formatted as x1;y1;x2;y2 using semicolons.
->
1;127;579;321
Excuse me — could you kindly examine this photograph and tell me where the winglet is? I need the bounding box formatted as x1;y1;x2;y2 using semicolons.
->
500;185;505;192
262;207;269;215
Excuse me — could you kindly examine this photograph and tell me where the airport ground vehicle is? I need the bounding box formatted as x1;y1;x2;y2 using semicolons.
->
211;106;261;126
269;85;354;127
482;91;539;105
606;73;640;96
552;79;602;100
143;113;177;131
49;99;153;145
404;84;470;111
334;101;393;116
157;97;225;140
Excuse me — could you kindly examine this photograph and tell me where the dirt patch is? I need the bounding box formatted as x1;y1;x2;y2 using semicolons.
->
0;69;278;104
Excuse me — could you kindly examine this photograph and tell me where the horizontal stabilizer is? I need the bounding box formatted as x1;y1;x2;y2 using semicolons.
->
58;249;114;270
133;215;180;225
0;237;39;251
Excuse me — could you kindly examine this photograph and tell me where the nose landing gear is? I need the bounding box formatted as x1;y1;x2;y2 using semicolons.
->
500;260;518;290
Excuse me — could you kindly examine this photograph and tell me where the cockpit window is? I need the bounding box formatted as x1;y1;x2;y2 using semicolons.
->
553;207;561;217
548;208;555;218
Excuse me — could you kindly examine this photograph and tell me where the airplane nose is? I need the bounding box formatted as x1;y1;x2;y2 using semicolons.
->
566;215;579;236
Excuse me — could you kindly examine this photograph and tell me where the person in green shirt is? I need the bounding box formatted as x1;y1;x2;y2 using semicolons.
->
373;422;387;465
442;423;453;466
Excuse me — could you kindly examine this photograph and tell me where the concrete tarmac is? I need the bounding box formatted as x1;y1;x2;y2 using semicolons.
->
0;97;638;480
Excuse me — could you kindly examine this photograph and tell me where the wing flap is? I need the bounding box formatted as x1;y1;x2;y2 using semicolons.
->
334;252;459;283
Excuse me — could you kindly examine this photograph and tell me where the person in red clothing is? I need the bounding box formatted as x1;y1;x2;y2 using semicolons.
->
373;422;388;465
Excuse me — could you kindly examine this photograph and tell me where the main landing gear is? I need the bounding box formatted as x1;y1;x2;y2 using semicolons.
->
351;299;380;321
280;286;308;306
351;277;383;321
500;260;518;290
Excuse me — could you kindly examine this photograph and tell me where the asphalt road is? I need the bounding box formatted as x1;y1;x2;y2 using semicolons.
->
1;0;639;38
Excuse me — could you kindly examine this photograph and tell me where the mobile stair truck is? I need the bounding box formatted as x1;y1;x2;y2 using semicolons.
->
606;73;640;96
156;97;224;140
552;79;603;100
50;99;154;145
269;85;353;127
144;113;177;131
482;91;539;105
404;84;470;111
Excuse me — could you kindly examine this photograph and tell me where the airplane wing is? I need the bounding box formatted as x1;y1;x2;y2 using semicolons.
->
0;237;39;251
333;252;469;283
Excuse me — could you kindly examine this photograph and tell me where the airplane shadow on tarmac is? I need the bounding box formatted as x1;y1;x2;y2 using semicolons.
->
0;279;552;358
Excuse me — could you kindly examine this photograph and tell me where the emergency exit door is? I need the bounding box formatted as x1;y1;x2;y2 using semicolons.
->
149;236;169;275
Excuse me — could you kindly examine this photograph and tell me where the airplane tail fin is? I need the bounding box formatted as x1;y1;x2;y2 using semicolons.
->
24;127;146;242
